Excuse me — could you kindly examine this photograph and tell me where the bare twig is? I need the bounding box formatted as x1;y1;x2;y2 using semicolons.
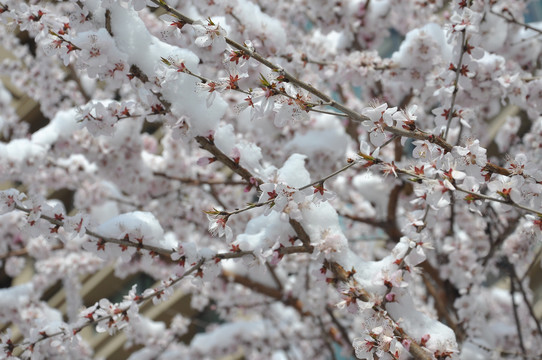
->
317;317;339;360
325;306;354;352
444;30;467;140
510;265;542;339
0;244;64;260
510;274;527;359
153;172;247;186
490;9;542;35
521;246;542;281
420;272;462;341
265;262;284;291
222;269;309;316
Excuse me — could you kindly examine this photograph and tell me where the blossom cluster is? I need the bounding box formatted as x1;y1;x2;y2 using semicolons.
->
0;0;541;359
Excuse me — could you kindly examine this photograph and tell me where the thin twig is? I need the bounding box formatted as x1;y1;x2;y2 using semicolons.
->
420;272;462;341
444;30;466;140
510;266;542;338
510;275;527;359
340;212;384;227
0;244;64;260
325;306;354;352
265;262;284;291
153;172;247;186
490;9;542;35
222;269;309;316
317;317;339;360
391;168;542;218
521;246;542;281
299;161;358;191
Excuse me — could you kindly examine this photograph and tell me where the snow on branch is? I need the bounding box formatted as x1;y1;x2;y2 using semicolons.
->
0;0;541;359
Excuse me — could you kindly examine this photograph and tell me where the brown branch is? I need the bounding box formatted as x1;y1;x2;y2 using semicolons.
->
336;85;360;144
67;64;91;103
340;213;383;227
153;172;247;186
288;219;314;250
521;246;542;281
222;269;309;316
279;245;314;255
480;215;521;266
0;244;64;260
384;127;508;177
419;261;460;313
265;262;284;291
208;184;229;210
385;183;404;242
420;272;463;341
213;159;361;219
317;317;339;360
223;266;353;357
195;136;262;187
325;306;354;352
324;260;370;297
11;203;312;265
14;204;175;258
448;193;456;236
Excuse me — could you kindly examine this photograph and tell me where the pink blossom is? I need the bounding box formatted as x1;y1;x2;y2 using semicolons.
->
0;1;540;359
207;214;233;241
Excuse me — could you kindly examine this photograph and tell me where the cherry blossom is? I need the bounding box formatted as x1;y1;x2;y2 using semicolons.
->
0;0;541;359
192;18;228;52
207;214;233;241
